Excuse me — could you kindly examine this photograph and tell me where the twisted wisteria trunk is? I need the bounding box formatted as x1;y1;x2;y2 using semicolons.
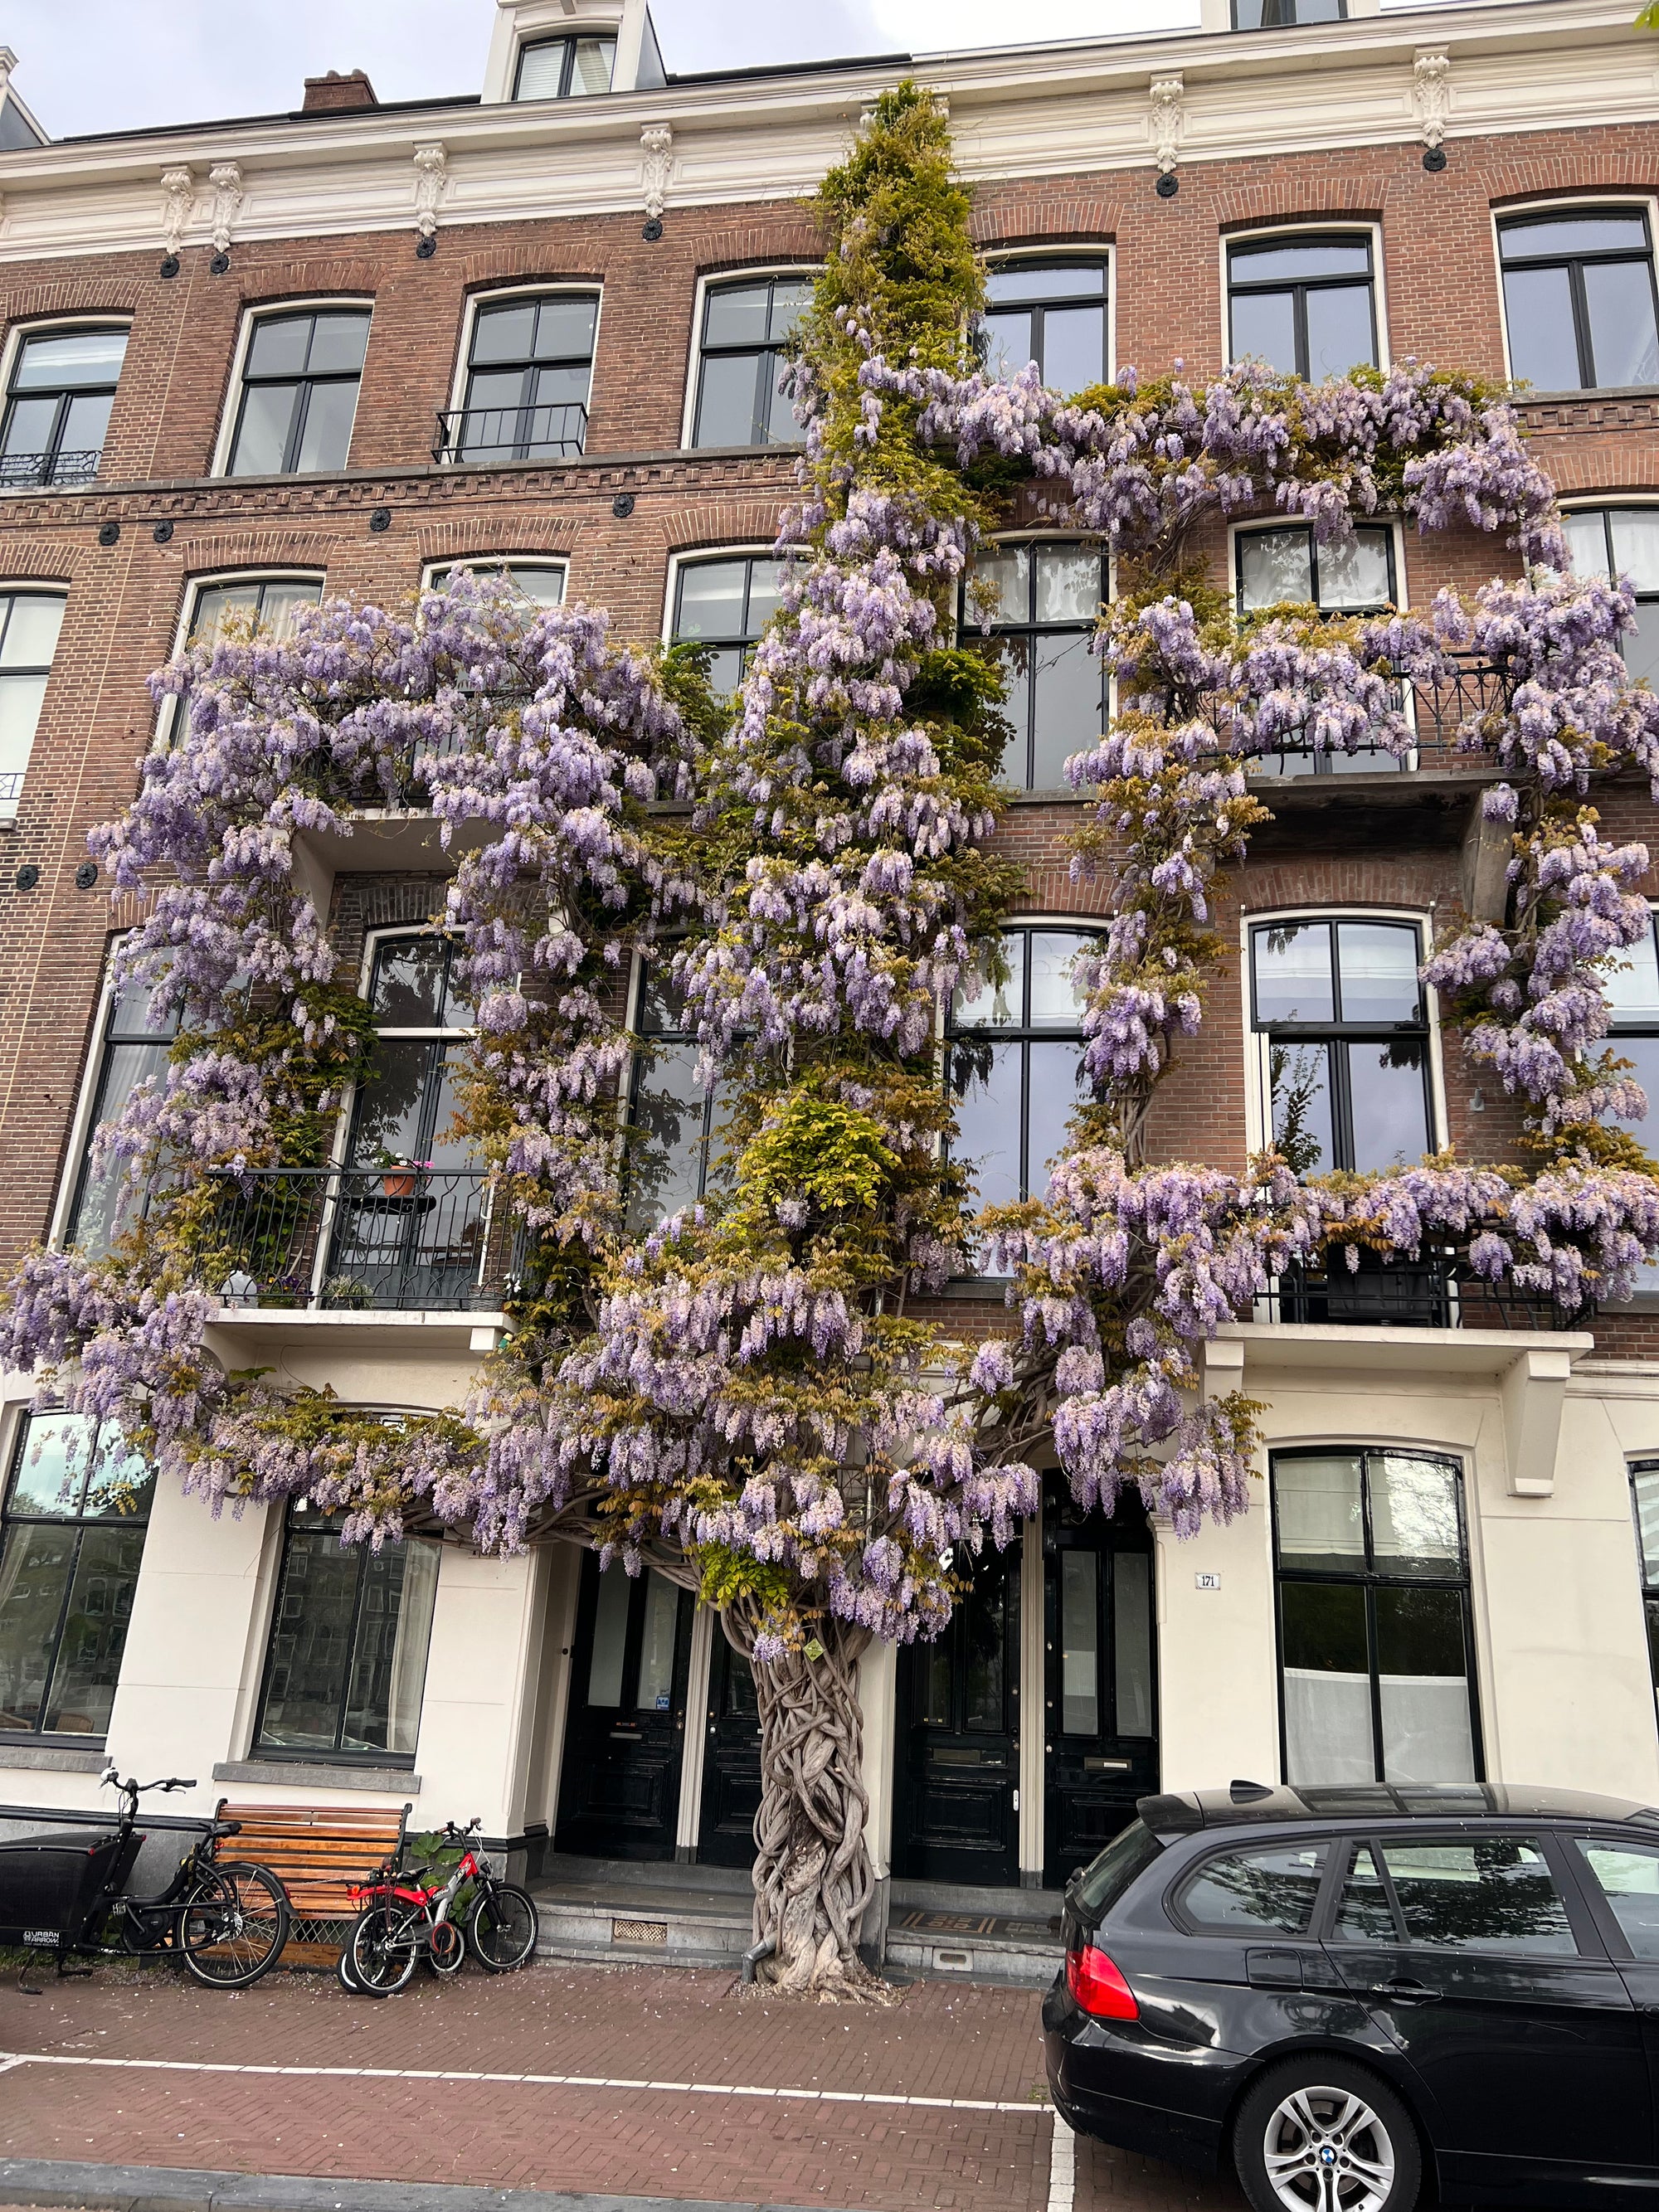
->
727;1611;881;1997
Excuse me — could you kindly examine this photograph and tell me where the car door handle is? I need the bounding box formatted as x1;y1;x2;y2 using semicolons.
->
1368;1980;1442;2004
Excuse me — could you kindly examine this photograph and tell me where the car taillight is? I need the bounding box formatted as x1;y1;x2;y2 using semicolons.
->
1066;1942;1138;2020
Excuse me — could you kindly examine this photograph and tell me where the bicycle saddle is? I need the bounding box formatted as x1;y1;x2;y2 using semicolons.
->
207;1819;242;1838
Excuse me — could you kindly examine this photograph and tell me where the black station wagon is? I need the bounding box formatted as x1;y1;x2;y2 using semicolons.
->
1044;1782;1659;2212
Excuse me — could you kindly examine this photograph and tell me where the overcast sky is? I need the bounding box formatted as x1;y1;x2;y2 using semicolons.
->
3;0;1197;139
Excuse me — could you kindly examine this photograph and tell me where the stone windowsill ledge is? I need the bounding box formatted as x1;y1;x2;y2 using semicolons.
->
0;1743;109;1772
212;1758;420;1795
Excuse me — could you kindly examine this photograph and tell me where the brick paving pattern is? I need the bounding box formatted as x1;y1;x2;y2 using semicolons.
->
0;1962;1247;2212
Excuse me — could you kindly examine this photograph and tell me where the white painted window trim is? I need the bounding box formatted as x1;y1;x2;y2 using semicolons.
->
153;566;327;748
1219;217;1390;378
0;313;133;497
659;541;780;645
209;295;376;480
442;281;606;459
419;554;569;596
1490;193;1659;394
1239;899;1448;1166
679;264;821;452
0;577;69;822
981;241;1117;391
46;936;124;1253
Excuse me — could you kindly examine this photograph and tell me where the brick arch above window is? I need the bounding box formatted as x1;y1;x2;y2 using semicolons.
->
226;259;387;305
970;190;1122;246
0;280;147;322
169;530;337;575
450;250;608;290
416;520;575;562
659;503;792;554
1213;178;1389;226
0;536;90;585
1482;158;1659;205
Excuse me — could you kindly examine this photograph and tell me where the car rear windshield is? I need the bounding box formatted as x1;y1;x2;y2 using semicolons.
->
1073;1818;1165;1918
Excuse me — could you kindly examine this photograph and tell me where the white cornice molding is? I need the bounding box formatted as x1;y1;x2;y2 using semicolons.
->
0;0;1655;263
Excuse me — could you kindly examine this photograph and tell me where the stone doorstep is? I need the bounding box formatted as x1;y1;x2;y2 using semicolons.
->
883;1928;1058;1990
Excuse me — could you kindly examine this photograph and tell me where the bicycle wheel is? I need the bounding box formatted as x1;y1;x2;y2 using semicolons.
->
348;1903;421;1996
468;1882;538;1971
337;1932;362;1993
428;1919;465;1976
179;1864;289;1989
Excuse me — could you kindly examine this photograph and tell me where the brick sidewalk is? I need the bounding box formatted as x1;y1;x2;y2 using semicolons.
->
0;1961;1248;2212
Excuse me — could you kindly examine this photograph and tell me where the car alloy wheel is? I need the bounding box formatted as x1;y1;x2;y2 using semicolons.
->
1262;2084;1396;2212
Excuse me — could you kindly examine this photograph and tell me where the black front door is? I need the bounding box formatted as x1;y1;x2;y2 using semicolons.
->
893;1541;1020;1886
554;1553;693;1860
1044;1483;1158;1887
698;1631;762;1868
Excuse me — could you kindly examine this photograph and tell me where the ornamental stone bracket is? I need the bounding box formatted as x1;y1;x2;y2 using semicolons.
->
1501;1344;1573;1496
1150;74;1184;176
161;165;196;256
208;162;244;255
1413;49;1451;153
640;124;674;223
413;143;448;239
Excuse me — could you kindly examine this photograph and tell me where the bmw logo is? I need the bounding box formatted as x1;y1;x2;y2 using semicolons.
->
1319;2147;1337;2166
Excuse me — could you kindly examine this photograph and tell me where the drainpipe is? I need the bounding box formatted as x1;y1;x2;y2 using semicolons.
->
740;1935;775;1985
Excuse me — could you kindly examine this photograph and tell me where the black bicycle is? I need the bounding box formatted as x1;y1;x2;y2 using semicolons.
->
0;1766;290;1991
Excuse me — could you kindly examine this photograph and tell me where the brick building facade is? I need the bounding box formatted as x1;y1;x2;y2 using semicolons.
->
1;0;1658;1966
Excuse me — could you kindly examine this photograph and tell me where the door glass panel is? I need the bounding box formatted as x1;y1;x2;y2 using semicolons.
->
349;1038;435;1164
1281;1580;1374;1784
1379;1837;1575;1953
1333;1845;1397;1941
724;1647;758;1718
917;1639;951;1726
636;1573;680;1712
1270;1038;1333;1174
1060;1550;1098;1735
1276;1455;1365;1566
963;1570;1005;1730
586;1565;629;1707
1253;921;1334;1022
1370;1455;1462;1577
1113;1551;1154;1737
1576;1839;1659;1958
1178;1840;1329;1932
1345;1040;1430;1174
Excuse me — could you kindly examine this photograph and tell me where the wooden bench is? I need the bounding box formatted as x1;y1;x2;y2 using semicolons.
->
213;1800;412;1966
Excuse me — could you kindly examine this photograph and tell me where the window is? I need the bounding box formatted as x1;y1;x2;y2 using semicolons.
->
1175;1840;1330;1933
671;554;787;696
425;559;566;607
445;294;596;464
1562;508;1659;687
0;1411;153;1741
1575;1837;1659;1958
0;589;65;820
253;1499;439;1762
690;275;812;449
513;34;615;99
1606;911;1659;1153
1251;918;1432;1175
1333;1836;1575;1954
1233;0;1344;24
1500;210;1659;393
64;964;180;1254
1073;1818;1165;1917
187;574;324;650
1273;1447;1478;1787
226;308;371;477
1228;234;1378;381
327;933;484;1310
969;542;1107;790
1628;1462;1659;1700
0;324;128;489
625;960;731;1232
947;927;1094;1256
1236;526;1401;775
981;260;1109;394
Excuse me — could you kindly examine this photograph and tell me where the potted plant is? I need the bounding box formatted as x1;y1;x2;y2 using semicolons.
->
373;1149;432;1199
322;1275;374;1310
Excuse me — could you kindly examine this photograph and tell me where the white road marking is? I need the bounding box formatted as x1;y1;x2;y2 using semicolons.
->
0;2051;1048;2117
1047;2112;1076;2212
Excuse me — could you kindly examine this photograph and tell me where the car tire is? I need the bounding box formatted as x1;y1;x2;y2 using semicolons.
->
1233;2056;1422;2212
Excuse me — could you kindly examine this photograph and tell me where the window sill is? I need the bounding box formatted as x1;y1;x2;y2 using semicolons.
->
1518;385;1659;405
212;1757;420;1795
1008;787;1087;806
0;1742;108;1772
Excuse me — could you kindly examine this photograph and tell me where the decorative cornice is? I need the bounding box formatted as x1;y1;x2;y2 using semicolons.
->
1149;72;1184;174
207;161;243;255
412;142;447;239
640;123;673;224
1413;47;1451;151
160;163;193;256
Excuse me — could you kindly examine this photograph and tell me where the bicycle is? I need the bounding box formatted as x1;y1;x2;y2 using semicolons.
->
0;1765;290;1992
344;1819;538;1995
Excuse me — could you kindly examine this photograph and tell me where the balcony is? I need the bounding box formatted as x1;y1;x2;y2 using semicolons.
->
432;404;588;465
0;447;102;490
1262;1247;1588;1333
207;1166;516;1315
1235;655;1511;780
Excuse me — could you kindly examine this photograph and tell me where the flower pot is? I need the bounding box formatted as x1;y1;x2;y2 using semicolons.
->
382;1169;419;1198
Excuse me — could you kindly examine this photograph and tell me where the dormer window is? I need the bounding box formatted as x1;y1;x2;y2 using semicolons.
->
514;34;615;99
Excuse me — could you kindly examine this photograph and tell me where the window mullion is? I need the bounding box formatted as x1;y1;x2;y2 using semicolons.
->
36;1524;87;1735
1364;1580;1386;1782
1293;284;1310;382
283;379;310;477
1569;260;1596;389
337;1542;372;1755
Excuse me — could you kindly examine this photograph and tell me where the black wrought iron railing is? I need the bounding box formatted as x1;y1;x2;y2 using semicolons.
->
0;768;25;807
432;404;588;465
0;447;103;490
207;1166;511;1312
1264;1247;1587;1332
1175;654;1513;778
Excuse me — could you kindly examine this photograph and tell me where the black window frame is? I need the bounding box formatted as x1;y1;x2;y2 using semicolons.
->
225;306;372;479
669;551;791;698
964;537;1109;791
1227;230;1379;381
1272;1446;1484;1790
0;1408;153;1745
1562;508;1659;688
0;586;66;816
251;1494;440;1767
0;320;129;489
1328;1828;1598;1958
185;571;325;650
1232;0;1346;26
512;33;616;100
689;271;815;450
1234;522;1397;620
622;948;737;1232
453;289;598;464
1249;916;1434;1174
1628;1460;1659;1714
63;951;181;1254
1605;903;1659;1159
980;256;1111;392
1499;207;1659;394
1167;1834;1336;1938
